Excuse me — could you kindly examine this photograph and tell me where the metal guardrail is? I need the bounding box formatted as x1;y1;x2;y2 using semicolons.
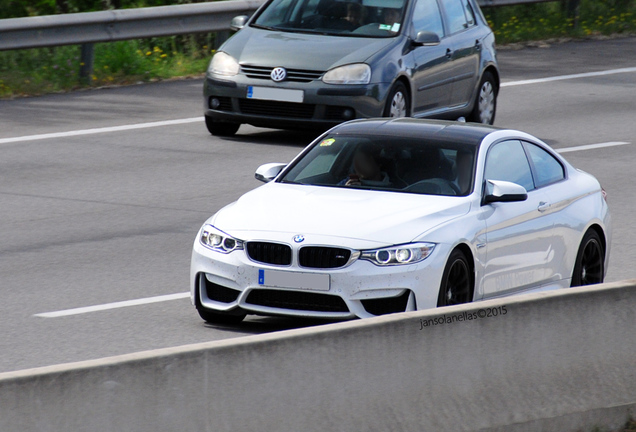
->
0;0;264;51
0;0;569;80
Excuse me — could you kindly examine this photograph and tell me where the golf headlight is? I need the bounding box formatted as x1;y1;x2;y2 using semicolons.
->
322;63;371;85
208;52;239;76
361;243;435;266
200;225;243;253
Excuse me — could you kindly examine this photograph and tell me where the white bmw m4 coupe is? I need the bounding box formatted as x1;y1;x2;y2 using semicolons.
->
191;119;611;324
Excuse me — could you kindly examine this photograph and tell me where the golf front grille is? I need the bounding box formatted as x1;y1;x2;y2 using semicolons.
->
238;99;315;118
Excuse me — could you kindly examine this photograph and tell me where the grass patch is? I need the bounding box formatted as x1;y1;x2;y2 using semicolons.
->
0;37;214;98
484;0;636;44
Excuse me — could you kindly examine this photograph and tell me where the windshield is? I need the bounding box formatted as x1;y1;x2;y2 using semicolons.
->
253;0;407;37
280;135;476;196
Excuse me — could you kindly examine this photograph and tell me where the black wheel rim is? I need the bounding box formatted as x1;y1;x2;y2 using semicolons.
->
443;259;471;305
579;239;603;285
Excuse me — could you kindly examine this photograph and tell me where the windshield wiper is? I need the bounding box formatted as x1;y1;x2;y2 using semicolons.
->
250;23;276;31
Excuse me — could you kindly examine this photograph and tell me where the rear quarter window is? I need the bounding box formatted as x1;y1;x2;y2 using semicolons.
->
523;142;565;188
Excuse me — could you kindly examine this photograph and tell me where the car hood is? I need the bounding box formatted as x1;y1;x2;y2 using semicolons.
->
223;27;397;71
211;183;471;249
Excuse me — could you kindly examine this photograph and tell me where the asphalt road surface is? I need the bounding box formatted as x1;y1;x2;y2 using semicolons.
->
0;36;634;373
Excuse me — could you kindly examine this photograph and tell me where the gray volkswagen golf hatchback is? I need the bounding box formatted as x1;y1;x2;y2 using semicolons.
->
204;0;499;136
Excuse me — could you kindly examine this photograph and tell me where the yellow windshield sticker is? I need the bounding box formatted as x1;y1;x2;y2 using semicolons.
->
320;138;336;147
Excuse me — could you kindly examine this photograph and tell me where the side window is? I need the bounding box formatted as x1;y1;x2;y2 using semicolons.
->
484;140;535;192
523;142;565;188
463;0;475;26
440;0;468;34
411;0;445;38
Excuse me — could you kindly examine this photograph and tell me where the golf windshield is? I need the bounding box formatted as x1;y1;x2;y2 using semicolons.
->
279;135;476;196
252;0;407;37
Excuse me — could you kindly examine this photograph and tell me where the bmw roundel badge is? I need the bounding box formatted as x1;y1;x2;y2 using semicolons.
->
293;234;305;243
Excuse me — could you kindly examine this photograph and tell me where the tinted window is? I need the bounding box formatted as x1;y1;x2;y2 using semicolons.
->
523;142;565;188
254;0;408;37
484;140;534;191
440;0;469;34
412;0;444;38
280;134;475;196
463;0;475;26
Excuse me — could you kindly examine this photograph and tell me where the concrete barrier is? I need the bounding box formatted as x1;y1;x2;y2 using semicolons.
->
1;280;635;432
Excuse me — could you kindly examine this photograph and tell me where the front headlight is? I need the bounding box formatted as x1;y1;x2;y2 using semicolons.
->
322;63;371;85
208;52;239;76
360;243;435;266
200;225;243;253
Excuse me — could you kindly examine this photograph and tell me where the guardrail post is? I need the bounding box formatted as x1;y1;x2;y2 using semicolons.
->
214;30;230;50
79;43;95;84
562;0;580;28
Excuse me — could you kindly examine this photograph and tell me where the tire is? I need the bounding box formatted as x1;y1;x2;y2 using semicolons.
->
196;306;247;324
205;115;240;137
383;82;411;118
571;229;605;287
467;71;497;125
437;249;473;307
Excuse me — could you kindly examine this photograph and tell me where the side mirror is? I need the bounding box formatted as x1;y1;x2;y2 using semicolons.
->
255;163;286;183
412;31;441;46
482;180;528;204
230;15;249;31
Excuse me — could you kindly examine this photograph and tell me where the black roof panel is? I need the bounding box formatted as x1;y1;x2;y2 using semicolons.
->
330;118;500;146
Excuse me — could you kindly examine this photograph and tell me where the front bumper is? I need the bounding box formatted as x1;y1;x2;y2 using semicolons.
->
203;74;391;129
190;235;445;320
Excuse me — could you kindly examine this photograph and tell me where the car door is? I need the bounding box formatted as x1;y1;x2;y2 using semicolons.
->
522;140;570;280
477;140;559;299
409;0;453;115
438;0;481;107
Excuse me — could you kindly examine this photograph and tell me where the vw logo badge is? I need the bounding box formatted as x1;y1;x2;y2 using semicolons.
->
293;234;305;243
270;67;287;82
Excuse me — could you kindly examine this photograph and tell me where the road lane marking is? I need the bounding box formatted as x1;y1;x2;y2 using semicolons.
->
502;66;636;87
0;117;202;145
34;292;190;318
0;67;634;145
555;141;631;153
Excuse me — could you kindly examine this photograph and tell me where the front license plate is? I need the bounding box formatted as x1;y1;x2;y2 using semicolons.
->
247;86;304;103
258;269;330;291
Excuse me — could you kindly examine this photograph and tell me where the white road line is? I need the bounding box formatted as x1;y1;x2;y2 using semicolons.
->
34;292;190;318
502;66;636;88
0;117;202;145
555;141;631;153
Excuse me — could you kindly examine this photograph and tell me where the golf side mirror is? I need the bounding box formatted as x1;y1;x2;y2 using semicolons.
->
413;31;441;46
231;15;249;31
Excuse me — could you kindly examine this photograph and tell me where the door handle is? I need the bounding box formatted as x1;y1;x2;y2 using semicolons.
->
445;48;453;58
538;201;551;212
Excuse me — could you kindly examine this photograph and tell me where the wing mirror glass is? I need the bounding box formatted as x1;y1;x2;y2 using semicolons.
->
230;15;249;31
413;31;441;46
255;163;287;183
483;179;528;204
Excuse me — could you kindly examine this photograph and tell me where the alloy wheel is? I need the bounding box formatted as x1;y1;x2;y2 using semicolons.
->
442;258;471;306
478;81;495;124
578;238;603;285
389;91;407;118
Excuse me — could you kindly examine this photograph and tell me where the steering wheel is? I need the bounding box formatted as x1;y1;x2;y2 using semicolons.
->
404;178;459;196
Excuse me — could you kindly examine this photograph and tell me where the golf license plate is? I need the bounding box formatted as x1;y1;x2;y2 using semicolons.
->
247;86;304;103
258;269;330;291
